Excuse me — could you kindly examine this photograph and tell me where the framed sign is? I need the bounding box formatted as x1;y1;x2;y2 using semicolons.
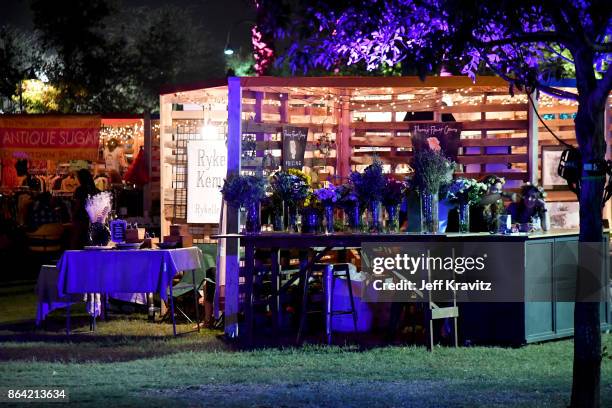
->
282;125;308;169
541;145;567;189
409;122;462;160
187;139;227;224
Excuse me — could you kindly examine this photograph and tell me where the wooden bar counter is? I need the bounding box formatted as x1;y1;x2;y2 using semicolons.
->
215;229;611;346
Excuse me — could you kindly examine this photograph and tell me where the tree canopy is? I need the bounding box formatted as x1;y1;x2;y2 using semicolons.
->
1;0;225;113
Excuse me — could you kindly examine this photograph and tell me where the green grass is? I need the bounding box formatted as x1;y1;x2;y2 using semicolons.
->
0;281;610;407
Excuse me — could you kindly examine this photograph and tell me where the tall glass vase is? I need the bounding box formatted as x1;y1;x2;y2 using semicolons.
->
286;203;299;233
346;204;361;233
421;192;439;234
368;200;382;233
386;204;400;233
458;202;470;233
324;204;334;234
244;201;261;234
273;203;285;231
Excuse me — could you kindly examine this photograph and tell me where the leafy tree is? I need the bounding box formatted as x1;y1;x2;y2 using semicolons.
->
270;1;612;407
29;0;223;113
0;25;43;112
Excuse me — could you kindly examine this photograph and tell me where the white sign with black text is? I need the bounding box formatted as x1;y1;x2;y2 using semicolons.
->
187;139;227;224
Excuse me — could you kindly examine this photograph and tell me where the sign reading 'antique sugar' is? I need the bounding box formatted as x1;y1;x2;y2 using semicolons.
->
0;115;101;161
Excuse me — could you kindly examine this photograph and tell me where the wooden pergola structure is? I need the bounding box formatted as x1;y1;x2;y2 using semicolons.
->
159;75;607;337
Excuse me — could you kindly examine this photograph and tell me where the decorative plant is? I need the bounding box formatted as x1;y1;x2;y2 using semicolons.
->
314;185;338;205
336;183;360;209
270;170;310;206
447;177;489;206
86;191;113;223
382;178;407;206
349;159;386;203
221;174;266;208
412;137;454;194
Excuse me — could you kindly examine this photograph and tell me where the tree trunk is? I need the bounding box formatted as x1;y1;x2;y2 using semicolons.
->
570;99;605;408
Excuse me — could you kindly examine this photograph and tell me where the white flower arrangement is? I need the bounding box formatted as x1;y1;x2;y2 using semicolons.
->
447;177;489;205
85;191;113;223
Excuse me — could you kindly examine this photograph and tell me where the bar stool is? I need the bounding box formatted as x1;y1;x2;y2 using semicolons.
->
324;263;358;345
297;263;358;344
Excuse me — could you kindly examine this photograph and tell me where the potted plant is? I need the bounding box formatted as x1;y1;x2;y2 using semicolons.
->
221;174;266;233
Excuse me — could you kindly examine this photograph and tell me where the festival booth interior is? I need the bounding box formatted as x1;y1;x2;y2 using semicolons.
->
0;114;161;234
159;76;612;345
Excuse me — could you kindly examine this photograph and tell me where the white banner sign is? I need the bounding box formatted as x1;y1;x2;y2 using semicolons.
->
187;139;227;224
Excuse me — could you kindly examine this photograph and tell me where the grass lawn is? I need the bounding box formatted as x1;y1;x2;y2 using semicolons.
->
0;280;610;407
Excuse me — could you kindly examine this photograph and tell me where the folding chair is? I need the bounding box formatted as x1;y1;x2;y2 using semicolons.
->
169;244;217;327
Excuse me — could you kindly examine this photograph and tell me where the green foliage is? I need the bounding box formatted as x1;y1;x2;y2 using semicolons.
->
221;174;266;208
412;146;454;195
270;170;311;205
0;26;43;108
349;159;386;203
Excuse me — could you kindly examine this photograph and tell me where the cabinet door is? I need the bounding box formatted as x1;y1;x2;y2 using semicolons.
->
554;238;578;335
525;241;554;341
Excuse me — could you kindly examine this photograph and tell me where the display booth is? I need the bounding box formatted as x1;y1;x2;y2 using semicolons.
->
0;114;160;229
159;76;612;341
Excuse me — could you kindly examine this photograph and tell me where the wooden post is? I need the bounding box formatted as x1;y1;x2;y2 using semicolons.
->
336;91;351;180
527;90;539;185
159;95;173;238
143;113;152;220
604;97;611;225
224;77;242;338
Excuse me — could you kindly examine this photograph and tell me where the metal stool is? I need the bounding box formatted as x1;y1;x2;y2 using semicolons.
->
297;263;359;344
324;263;358;344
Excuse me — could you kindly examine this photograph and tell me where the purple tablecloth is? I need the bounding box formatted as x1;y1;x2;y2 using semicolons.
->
57;247;202;300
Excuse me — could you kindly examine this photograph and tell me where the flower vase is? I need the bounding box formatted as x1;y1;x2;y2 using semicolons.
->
273;204;285;231
287;203;299;233
301;207;319;233
368;200;382;233
458;202;470;233
386;204;400;233
346;204;361;232
244;201;261;234
421;192;439;234
324;205;334;234
89;221;111;246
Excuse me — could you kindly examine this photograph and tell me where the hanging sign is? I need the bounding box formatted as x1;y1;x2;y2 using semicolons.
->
409;122;462;160
0;115;101;161
281;125;308;170
187;139;227;224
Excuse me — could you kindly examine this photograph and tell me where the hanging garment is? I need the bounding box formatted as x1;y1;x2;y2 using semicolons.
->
123;148;149;185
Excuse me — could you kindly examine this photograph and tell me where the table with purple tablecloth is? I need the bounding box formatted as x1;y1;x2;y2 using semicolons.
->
56;247;202;334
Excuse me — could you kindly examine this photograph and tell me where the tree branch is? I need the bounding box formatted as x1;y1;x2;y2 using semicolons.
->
478;31;566;48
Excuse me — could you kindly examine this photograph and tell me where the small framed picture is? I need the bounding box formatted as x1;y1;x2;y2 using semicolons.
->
541;145;568;189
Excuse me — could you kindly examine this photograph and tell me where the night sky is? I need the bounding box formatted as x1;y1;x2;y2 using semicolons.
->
0;0;255;59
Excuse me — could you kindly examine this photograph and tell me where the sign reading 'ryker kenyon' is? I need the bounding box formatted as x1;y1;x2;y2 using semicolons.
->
187;139;227;224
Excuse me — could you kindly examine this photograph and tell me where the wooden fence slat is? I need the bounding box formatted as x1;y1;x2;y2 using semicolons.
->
457;154;528;165
351;120;528;131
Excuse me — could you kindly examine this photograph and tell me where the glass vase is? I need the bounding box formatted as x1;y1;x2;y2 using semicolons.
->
273;204;284;231
301;207;319;233
421;192;439;234
324;204;334;234
458;203;470;233
346;204;361;233
244;201;261;234
89;221;111;246
287;203;299;233
368;200;382;233
386;204;400;233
